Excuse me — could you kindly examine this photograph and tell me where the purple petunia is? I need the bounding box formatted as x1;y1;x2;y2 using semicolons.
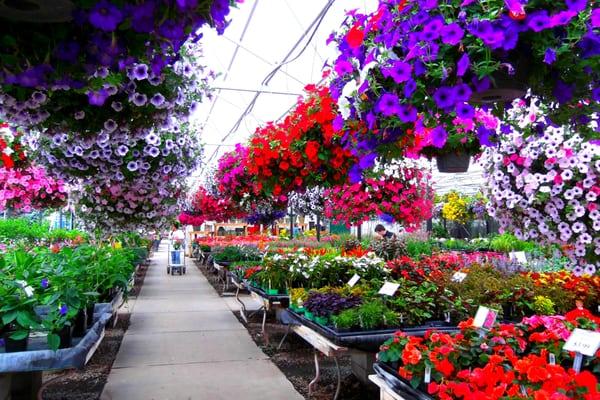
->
527;11;551;32
89;0;124;32
441;23;464;45
112;101;123;112
41;278;49;289
592;9;600;27
104;119;117;133
127;161;139;172
87;89;109;106
565;0;588;12
553;80;574;104
59;304;68;316
456;53;470;77
550;10;577;27
131;93;148;107
404;79;417;98
383;61;412;84
433;86;456;109
74;111;86;120
131;64;149;81
116;145;129;157
334;59;354;76
456;103;475;120
397;104;417;123
453;84;472;102
150;93;165;108
431;126;447;148
376;93;401;117
543;48;557;65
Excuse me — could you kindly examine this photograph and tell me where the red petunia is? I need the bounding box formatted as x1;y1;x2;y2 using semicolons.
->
305;140;320;162
346;23;365;49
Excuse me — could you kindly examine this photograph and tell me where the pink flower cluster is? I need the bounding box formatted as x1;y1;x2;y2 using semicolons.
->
482;103;600;275
0;165;67;212
324;166;433;231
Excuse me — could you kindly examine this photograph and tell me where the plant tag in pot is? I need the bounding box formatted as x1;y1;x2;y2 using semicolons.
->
563;329;600;357
509;251;527;264
378;282;400;296
16;280;34;298
347;274;360;287
451;272;467;283
473;306;498;329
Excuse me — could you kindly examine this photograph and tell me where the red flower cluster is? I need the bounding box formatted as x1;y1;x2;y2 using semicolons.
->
379;310;600;400
387;253;466;283
324;169;433;230
183;186;243;224
244;85;356;197
0;122;27;169
178;212;206;226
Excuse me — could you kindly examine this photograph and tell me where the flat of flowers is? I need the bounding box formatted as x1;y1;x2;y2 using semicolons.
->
373;361;434;400
286;310;458;351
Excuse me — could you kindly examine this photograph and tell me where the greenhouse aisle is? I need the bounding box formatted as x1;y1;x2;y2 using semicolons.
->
101;242;303;400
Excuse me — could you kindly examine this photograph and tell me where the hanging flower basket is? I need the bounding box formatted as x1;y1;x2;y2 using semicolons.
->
327;0;598;178
436;153;471;173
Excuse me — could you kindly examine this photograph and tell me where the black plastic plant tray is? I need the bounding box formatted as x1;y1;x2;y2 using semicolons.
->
248;285;290;302
374;362;434;400
287;310;458;351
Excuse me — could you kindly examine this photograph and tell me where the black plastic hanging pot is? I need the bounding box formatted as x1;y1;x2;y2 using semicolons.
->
436;153;471;173
2;328;29;353
470;50;530;104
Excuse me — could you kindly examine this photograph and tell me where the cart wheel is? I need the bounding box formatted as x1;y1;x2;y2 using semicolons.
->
167;267;170;274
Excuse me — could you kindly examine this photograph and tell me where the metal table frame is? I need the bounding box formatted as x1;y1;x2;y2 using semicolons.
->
291;324;348;400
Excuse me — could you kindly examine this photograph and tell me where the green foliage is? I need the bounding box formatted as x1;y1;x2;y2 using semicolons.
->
213;245;262;263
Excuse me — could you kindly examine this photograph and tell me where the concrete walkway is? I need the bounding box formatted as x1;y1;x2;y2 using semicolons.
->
102;243;303;400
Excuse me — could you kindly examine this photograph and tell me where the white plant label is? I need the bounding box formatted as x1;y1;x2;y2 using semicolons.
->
473;306;498;329
563;328;600;357
451;272;467;283
509;251;528;264
347;274;361;287
16;280;34;298
378;282;400;296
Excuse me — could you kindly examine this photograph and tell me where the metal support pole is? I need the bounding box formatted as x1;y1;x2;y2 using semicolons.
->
357;224;362;241
235;285;248;323
333;356;342;400
316;214;321;242
277;324;291;351
289;211;295;239
308;349;321;397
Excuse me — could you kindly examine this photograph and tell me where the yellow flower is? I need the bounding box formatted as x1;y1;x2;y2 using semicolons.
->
113;241;122;249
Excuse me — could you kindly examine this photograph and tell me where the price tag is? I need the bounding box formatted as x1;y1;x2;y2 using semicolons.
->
424;364;431;383
347;274;361;287
563;328;600;357
473;306;498;329
451;272;467;283
16;280;34;298
378;282;400;296
509;251;528;264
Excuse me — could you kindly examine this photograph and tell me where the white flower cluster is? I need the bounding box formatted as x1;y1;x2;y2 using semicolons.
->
482;106;600;275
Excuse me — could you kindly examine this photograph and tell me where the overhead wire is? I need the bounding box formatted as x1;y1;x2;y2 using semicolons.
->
200;0;336;175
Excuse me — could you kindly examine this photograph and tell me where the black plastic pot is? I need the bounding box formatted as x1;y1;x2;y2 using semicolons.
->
374;362;434;400
2;330;29;353
470;51;530;104
86;305;95;327
57;325;73;349
436;153;471;173
0;0;74;23
72;309;87;337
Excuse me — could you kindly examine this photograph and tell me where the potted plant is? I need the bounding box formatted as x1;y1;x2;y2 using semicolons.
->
327;0;597;175
0;279;40;352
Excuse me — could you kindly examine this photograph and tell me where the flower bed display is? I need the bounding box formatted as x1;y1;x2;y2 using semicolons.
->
377;310;600;399
327;0;598;175
0;239;139;351
0;165;67;213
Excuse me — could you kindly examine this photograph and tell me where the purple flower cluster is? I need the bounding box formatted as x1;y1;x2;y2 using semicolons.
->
328;0;599;178
482;101;600;276
0;0;235;92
